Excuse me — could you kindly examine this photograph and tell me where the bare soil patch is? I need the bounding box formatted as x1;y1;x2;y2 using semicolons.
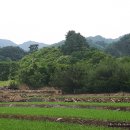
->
1;90;130;103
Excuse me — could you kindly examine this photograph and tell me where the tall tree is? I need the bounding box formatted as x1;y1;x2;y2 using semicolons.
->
29;44;39;52
61;30;89;54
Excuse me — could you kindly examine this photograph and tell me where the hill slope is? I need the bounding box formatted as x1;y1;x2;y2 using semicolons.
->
105;34;130;56
19;41;48;51
87;35;119;49
0;46;26;61
0;39;17;48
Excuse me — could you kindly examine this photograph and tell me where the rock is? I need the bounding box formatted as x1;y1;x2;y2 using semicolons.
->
56;118;63;121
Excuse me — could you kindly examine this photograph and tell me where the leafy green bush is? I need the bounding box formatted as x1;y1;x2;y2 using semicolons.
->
8;80;19;90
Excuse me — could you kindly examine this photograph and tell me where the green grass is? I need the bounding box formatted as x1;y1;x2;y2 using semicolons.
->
1;102;130;107
0;107;130;121
0;80;13;87
0;118;120;130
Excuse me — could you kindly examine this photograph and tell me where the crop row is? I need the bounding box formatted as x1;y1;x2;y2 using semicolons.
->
1;102;130;107
0;118;120;130
0;107;130;121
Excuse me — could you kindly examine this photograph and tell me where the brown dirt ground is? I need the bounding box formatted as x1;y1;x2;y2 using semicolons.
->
1;91;130;102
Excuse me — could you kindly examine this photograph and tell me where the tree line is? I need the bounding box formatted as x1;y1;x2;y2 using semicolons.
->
0;31;130;93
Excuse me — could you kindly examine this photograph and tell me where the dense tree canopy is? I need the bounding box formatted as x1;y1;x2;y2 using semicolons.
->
0;46;27;61
105;34;130;57
0;61;18;81
29;44;39;52
1;31;130;93
61;30;89;55
16;46;130;93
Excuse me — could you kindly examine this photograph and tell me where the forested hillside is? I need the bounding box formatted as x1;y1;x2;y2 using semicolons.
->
0;46;27;61
106;34;130;56
0;31;130;93
0;39;17;47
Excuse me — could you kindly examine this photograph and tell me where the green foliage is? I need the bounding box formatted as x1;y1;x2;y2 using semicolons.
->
0;80;13;87
86;57;121;92
8;80;19;89
0;46;27;61
18;48;62;88
0;62;10;80
0;61;18;81
29;44;39;52
106;33;130;57
61;30;89;55
2;30;128;93
16;44;130;93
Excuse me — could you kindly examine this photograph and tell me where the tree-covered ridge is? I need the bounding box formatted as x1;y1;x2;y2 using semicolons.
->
17;46;130;93
87;35;119;50
0;32;130;57
1;31;130;93
0;46;27;61
0;61;18;81
105;34;130;57
61;30;89;55
16;31;130;93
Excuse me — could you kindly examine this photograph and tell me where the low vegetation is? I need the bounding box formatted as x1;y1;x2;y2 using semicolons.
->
0;118;120;130
1;107;130;121
0;80;13;87
1;102;130;107
0;103;130;129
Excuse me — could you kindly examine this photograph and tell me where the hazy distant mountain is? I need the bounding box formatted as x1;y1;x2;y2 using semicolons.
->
0;35;122;52
0;39;17;48
87;35;119;50
87;35;119;44
19;41;48;51
0;39;48;51
50;40;65;47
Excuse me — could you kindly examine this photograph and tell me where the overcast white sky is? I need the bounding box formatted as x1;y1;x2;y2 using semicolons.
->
0;0;130;44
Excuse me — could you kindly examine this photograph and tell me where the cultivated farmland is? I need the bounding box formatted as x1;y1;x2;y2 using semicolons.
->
0;93;130;129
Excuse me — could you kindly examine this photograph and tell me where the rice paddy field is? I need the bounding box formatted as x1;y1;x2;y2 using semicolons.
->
0;100;130;130
0;118;120;130
1;90;130;129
